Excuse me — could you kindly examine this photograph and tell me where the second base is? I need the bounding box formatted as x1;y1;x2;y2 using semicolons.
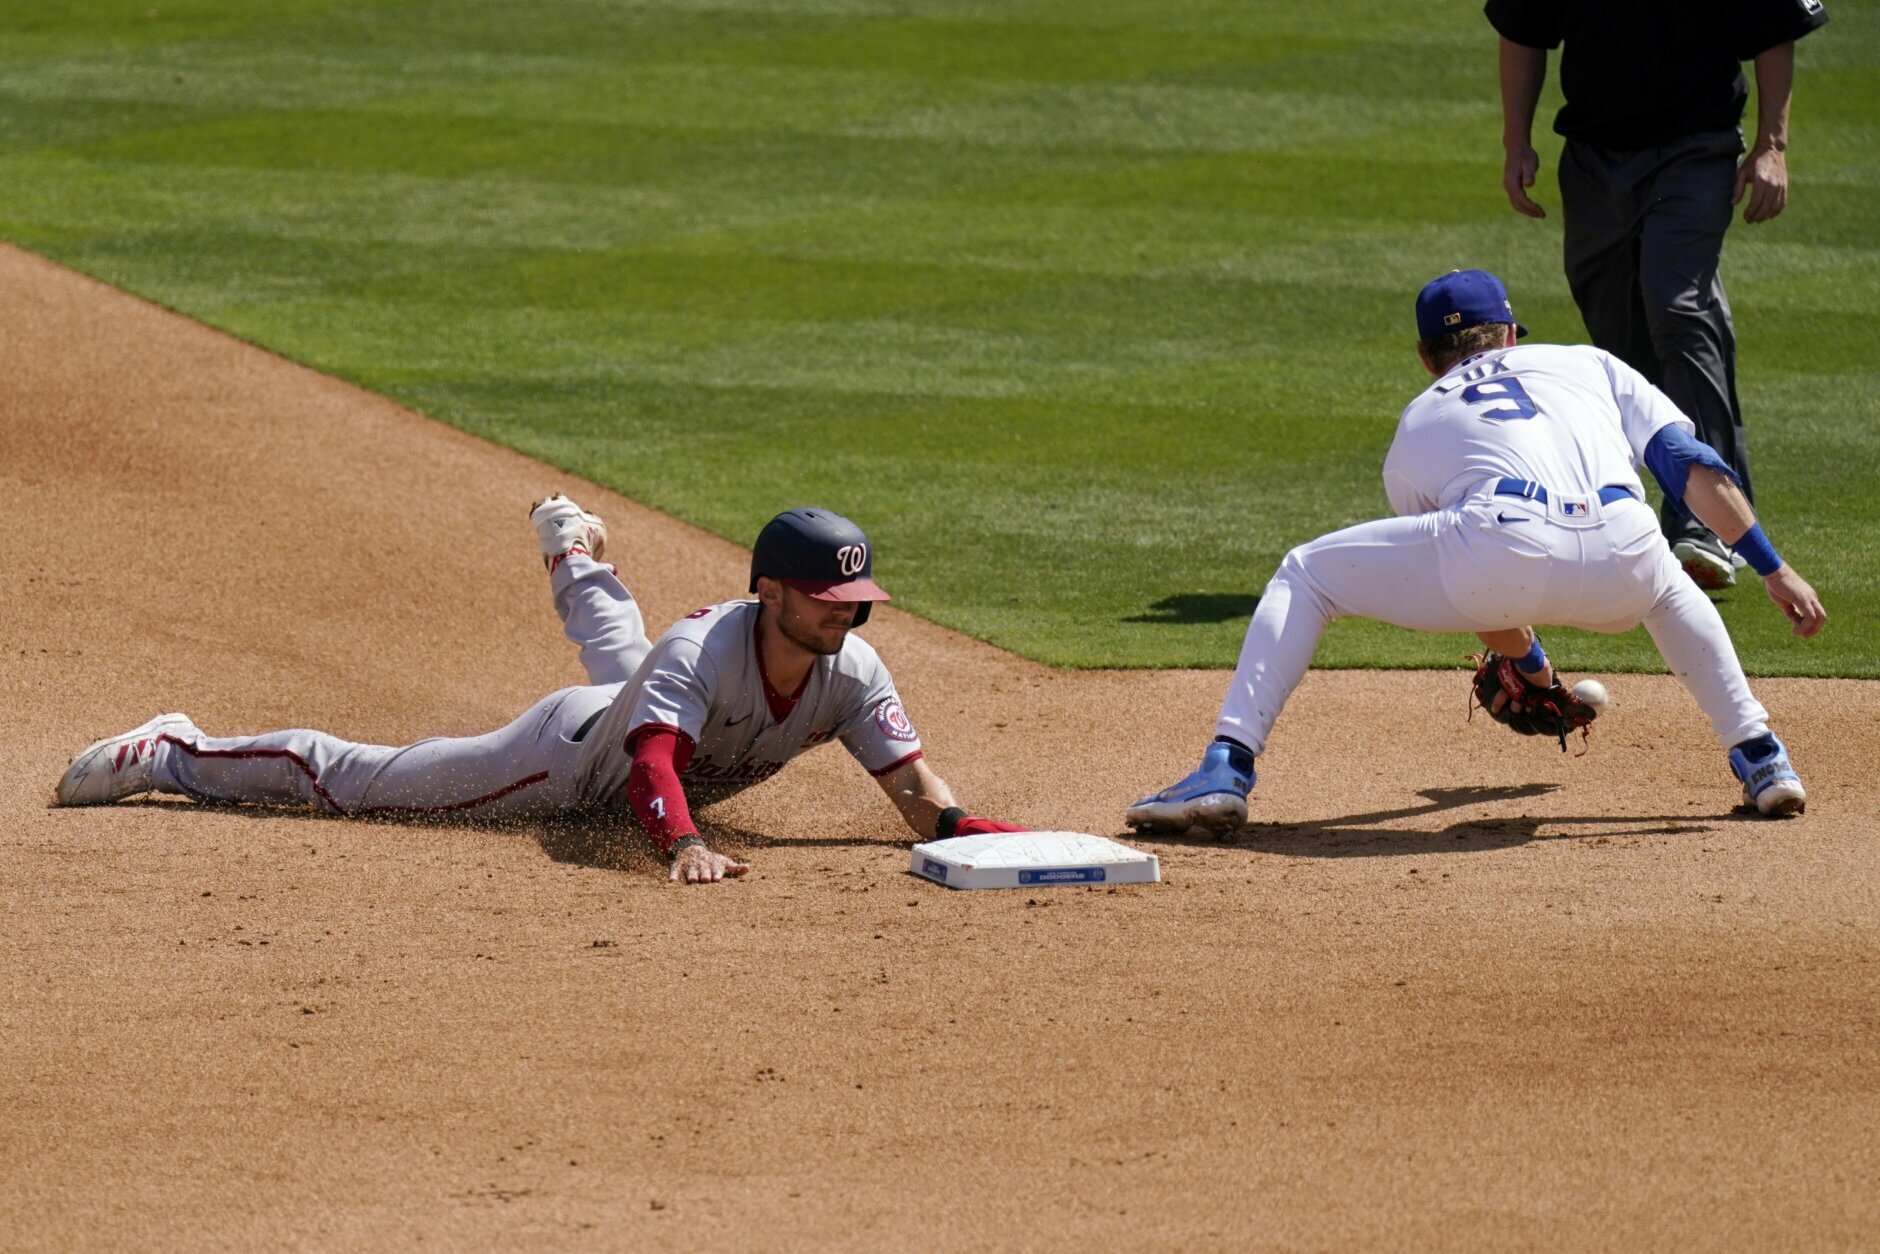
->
909;831;1160;890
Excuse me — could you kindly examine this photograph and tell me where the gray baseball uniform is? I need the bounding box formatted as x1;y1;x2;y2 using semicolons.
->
577;592;922;805
144;551;921;821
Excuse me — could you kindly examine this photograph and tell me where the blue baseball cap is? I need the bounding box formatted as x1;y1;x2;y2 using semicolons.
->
1415;269;1528;342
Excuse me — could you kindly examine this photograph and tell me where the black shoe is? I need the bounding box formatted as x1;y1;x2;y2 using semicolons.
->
1671;534;1736;590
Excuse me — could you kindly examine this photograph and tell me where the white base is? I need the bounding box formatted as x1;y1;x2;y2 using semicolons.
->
909;831;1160;890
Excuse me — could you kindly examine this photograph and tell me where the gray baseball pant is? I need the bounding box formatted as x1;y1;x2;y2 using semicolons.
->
148;553;647;820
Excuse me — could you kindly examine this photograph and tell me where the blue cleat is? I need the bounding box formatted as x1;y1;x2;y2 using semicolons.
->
1125;739;1256;835
1728;733;1806;817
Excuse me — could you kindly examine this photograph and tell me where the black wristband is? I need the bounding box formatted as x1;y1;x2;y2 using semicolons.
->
935;807;968;841
667;834;707;860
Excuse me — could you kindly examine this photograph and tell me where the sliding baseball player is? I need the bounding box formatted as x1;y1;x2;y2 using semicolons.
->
54;500;1025;883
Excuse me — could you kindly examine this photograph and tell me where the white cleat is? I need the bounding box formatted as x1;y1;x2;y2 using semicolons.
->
1728;733;1806;818
529;492;608;570
1751;778;1807;817
55;713;199;806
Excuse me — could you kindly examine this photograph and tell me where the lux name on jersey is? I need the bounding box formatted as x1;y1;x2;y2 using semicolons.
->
1430;355;1513;394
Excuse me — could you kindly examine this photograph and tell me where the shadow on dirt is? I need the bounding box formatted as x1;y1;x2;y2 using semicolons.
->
1128;783;1763;858
110;797;908;873
533;810;909;872
532;812;653;872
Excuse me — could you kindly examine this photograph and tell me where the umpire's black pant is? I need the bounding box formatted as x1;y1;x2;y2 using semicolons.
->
1559;129;1751;545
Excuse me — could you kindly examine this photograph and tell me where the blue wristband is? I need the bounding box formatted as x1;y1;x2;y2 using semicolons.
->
1734;524;1782;577
1513;636;1548;675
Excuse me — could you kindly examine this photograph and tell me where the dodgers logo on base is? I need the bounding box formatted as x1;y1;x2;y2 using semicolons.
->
1018;867;1105;885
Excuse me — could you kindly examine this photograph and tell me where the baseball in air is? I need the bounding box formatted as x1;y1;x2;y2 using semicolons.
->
1571;679;1610;713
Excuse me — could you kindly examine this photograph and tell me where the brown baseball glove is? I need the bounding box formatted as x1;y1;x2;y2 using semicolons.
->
1468;652;1599;753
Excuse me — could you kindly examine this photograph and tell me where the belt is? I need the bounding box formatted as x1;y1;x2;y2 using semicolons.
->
1494;478;1636;508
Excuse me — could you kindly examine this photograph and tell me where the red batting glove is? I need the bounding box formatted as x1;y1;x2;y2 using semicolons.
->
953;816;1027;836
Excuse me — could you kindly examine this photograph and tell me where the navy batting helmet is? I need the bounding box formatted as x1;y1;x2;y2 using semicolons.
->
749;508;891;626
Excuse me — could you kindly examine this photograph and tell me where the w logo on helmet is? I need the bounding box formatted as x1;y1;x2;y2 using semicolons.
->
836;543;867;577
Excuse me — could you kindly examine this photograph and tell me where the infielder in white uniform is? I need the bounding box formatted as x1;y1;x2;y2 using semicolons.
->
1128;269;1825;834
55;502;1025;884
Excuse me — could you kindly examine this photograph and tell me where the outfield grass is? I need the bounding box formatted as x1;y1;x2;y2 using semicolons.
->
2;1;1875;674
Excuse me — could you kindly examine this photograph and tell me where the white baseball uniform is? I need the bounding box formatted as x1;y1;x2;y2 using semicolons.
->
145;553;922;820
1214;342;1770;756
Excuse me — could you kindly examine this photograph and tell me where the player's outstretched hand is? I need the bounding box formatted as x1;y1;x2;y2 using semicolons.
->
1734;143;1789;224
1762;565;1826;638
670;843;751;884
1503;143;1546;219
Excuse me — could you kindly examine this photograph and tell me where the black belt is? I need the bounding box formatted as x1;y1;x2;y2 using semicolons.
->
1494;478;1635;508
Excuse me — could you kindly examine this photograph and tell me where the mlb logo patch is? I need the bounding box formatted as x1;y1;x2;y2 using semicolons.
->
1560;499;1590;517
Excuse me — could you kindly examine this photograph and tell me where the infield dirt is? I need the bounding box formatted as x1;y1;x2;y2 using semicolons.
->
3;243;1876;1251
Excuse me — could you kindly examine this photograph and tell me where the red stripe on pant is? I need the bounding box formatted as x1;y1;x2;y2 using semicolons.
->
159;735;548;817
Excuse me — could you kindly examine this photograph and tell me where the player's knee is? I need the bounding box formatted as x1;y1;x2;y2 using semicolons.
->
1646;316;1733;368
1277;545;1315;580
1271;546;1337;611
1640;287;1730;339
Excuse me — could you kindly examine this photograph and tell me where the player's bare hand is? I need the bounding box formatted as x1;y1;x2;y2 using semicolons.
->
669;844;751;884
1762;566;1825;638
1734;144;1788;224
1503;143;1546;219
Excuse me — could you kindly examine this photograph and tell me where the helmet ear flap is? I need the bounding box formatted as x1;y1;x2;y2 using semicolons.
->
852;601;872;628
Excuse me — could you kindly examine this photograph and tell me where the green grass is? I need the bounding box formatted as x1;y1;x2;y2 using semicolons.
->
2;0;1876;674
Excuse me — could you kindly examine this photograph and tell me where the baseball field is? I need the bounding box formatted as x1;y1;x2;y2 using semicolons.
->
4;2;1878;1249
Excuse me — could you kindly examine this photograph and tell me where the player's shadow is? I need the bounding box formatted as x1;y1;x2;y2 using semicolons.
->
531;811;658;873
531;810;908;872
114;794;657;866
111;797;905;874
1122;593;1259;625
1131;783;1751;857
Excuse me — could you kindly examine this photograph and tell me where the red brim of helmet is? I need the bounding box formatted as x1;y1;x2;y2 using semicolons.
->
781;577;891;603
